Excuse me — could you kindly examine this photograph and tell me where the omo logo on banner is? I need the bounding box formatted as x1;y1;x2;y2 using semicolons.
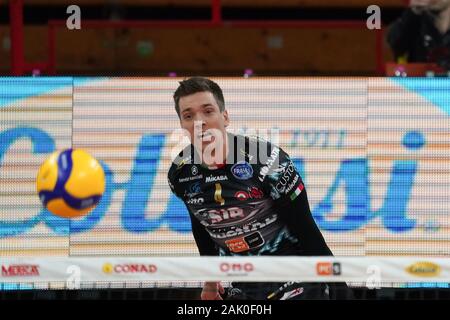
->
0;127;422;238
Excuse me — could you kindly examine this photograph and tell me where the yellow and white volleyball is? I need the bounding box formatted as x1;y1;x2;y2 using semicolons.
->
36;149;105;218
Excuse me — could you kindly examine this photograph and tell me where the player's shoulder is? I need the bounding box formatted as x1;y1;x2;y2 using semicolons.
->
234;133;288;163
237;134;294;185
230;133;280;159
167;144;194;183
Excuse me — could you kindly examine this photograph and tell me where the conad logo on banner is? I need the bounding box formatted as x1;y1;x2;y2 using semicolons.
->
405;262;441;277
1;265;40;277
102;263;157;274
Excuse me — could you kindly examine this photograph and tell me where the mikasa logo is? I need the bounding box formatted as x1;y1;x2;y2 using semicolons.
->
205;175;228;183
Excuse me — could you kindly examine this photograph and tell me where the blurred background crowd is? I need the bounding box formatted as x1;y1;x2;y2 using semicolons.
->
0;0;449;76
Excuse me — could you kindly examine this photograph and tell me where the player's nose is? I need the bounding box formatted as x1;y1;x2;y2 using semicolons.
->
193;114;207;126
192;119;206;135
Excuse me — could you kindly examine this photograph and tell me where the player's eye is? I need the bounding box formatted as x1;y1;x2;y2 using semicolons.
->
183;114;192;120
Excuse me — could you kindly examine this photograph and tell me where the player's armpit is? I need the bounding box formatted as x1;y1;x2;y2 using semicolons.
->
275;188;333;256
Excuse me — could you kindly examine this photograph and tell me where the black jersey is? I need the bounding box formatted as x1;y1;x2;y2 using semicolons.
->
167;133;332;257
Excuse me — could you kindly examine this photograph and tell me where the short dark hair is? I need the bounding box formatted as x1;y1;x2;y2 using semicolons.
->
173;76;225;117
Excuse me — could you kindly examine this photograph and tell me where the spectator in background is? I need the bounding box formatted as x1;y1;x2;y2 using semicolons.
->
387;0;450;70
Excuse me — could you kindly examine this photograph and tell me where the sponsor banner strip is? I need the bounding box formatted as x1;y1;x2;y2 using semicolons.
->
1;257;449;283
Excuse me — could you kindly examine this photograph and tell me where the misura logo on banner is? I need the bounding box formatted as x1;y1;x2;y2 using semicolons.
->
1;265;40;277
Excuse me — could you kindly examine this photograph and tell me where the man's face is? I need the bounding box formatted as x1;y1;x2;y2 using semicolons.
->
178;91;229;158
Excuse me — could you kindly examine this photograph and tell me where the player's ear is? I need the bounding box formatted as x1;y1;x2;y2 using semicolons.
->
223;110;230;127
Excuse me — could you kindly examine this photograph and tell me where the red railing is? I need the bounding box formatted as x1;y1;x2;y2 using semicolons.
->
10;0;385;75
10;0;25;75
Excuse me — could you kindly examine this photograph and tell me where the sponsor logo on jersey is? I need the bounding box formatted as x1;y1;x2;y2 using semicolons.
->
235;191;249;201
187;197;204;205
206;175;228;183
191;165;198;175
275;161;296;193
208;214;278;238
201;207;246;224
243;231;264;248
248;187;264;199
176;156;191;170
214;183;225;206
259;147;280;182
195;202;267;226
178;174;203;183
284;175;299;194
231;161;253;180
184;181;202;198
225;237;250;253
235;187;264;201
